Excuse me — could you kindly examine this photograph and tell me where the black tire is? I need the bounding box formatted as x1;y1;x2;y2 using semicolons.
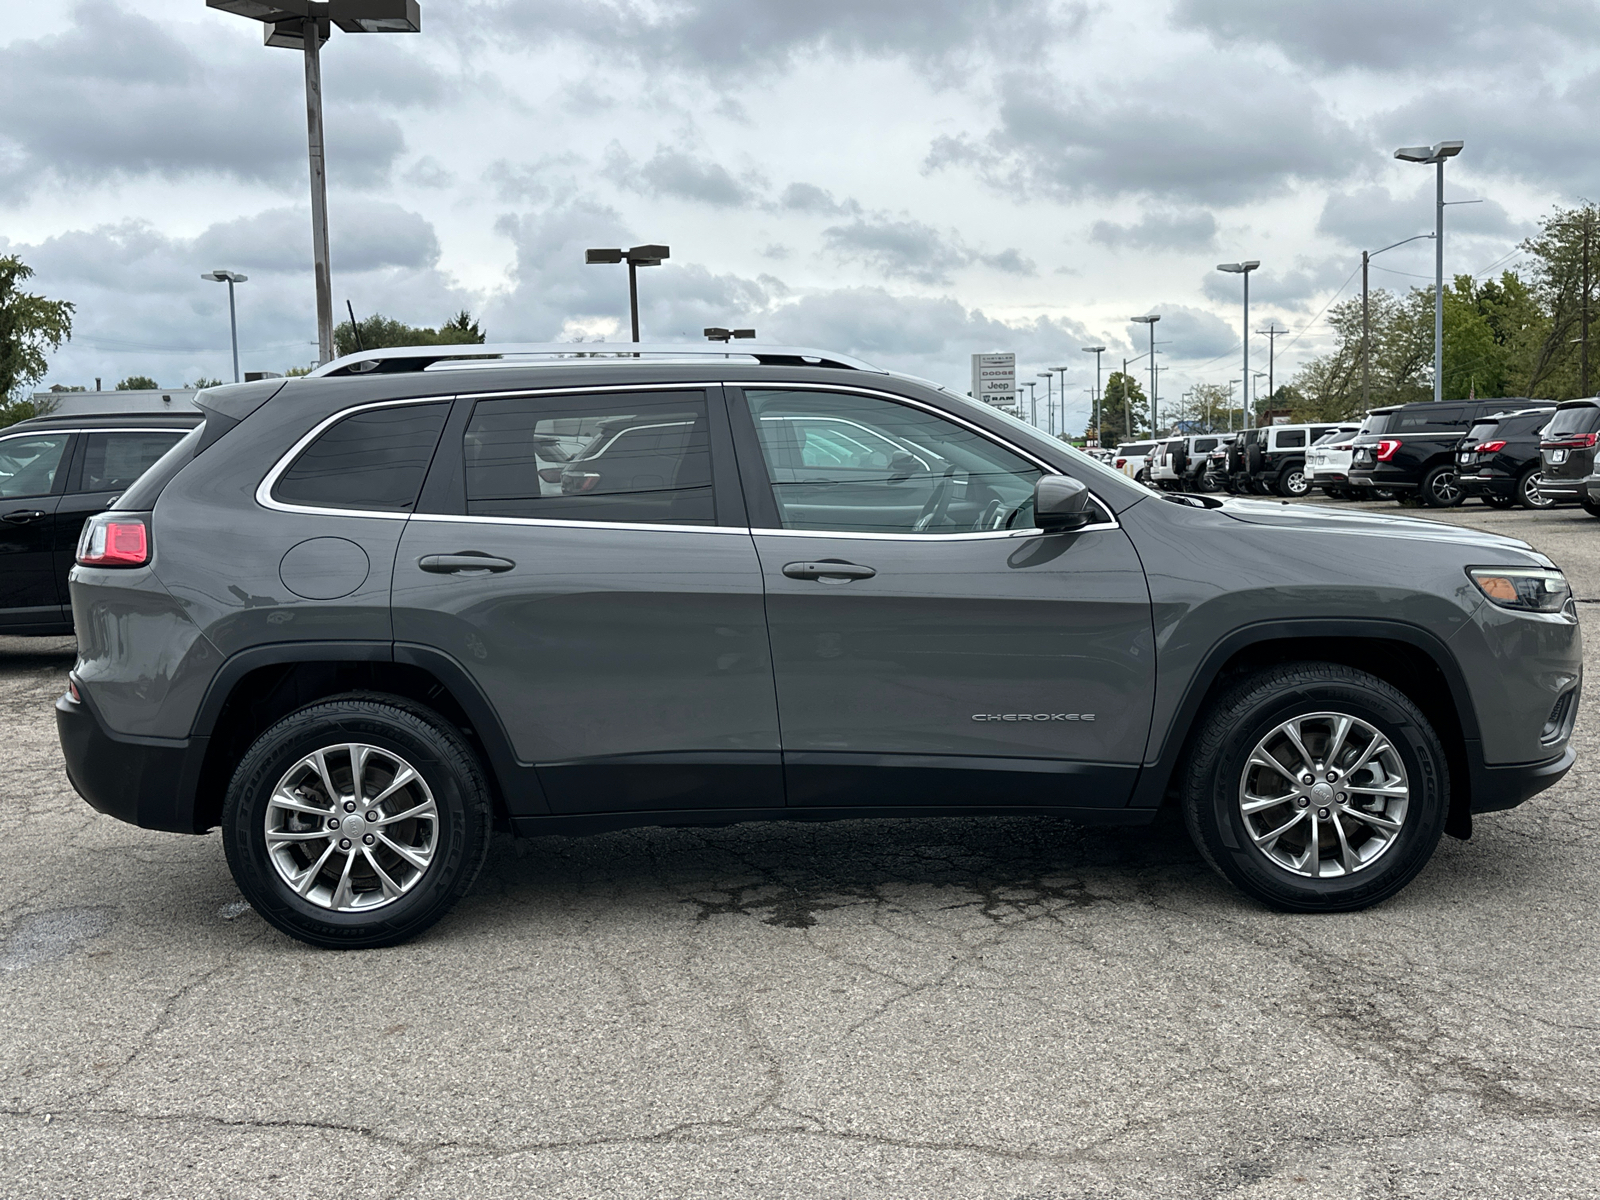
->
1582;496;1600;519
1419;464;1463;508
1276;461;1310;498
1483;493;1515;510
1515;468;1554;510
221;694;493;949
1181;662;1448;913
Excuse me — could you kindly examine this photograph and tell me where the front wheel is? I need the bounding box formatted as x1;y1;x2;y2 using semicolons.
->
221;695;493;949
1277;464;1311;498
1181;662;1448;912
1420;465;1464;508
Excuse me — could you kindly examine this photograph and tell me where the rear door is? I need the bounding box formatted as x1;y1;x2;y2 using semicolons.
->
55;428;189;594
728;384;1154;811
0;429;72;629
396;385;781;815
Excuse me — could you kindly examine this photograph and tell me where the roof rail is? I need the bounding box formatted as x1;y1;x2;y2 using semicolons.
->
306;342;885;378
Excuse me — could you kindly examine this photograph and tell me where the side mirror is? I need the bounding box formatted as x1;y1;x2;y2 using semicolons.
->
1034;474;1096;533
887;451;924;482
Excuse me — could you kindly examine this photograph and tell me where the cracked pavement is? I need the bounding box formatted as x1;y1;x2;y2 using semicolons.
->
3;501;1599;1198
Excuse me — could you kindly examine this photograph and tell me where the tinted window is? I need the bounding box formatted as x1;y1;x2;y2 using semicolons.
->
0;433;69;499
273;402;449;512
465;392;714;526
1275;430;1306;449
744;389;1043;534
115;426;202;512
78;430;186;493
1464;421;1501;444
1545;405;1600;439
1192;438;1217;453
1361;412;1396;435
1393;405;1467;433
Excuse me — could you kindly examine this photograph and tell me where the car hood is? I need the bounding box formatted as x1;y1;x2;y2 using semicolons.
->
1216;497;1548;560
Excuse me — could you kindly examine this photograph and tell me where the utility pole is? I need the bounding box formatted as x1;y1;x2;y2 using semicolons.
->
1584;209;1592;397
1258;324;1285;415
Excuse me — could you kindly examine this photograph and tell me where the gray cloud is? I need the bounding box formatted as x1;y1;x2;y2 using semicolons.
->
823;216;1034;284
779;183;861;217
1091;210;1218;251
607;144;764;208
1316;181;1523;254
1172;0;1591;71
1123;305;1237;363
927;65;1366;205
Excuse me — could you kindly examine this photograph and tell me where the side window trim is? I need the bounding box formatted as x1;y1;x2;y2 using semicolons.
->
725;382;1116;538
257;396;455;520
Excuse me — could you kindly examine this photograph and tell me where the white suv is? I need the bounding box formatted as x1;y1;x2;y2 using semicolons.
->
1149;435;1223;491
1304;424;1365;499
1111;441;1159;483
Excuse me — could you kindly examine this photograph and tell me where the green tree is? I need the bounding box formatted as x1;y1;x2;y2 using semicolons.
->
1096;371;1150;444
334;310;487;358
184;377;224;389
116;375;160;390
0;254;74;402
1518;204;1599;399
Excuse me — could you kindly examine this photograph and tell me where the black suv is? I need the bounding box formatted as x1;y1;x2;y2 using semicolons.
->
56;345;1581;947
1537;399;1600;515
1455;406;1558;509
0;411;199;635
1349;398;1538;508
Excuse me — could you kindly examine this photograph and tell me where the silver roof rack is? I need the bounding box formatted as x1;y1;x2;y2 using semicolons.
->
305;342;885;378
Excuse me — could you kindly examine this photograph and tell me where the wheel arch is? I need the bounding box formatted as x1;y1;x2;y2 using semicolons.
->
1133;621;1480;840
189;641;543;832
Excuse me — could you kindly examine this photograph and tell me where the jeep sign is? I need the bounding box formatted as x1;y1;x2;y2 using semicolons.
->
971;352;1016;408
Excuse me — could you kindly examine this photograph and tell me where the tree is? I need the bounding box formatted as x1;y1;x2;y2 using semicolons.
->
1519;204;1599;399
1;255;74;402
1096;371;1149;444
184;377;224;389
116;375;160;390
334;310;487;358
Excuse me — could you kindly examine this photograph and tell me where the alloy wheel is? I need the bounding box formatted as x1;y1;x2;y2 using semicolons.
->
1523;471;1553;509
1428;470;1461;505
264;743;439;911
1238;712;1410;878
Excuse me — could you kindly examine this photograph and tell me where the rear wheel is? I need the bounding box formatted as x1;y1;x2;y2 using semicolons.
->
1277;463;1311;498
1582;496;1600;518
221;695;493;949
1516;468;1554;510
1420;465;1463;508
1181;663;1448;912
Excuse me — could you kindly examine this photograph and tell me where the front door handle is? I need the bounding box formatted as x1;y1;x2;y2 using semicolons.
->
782;560;877;583
419;553;516;575
2;510;46;525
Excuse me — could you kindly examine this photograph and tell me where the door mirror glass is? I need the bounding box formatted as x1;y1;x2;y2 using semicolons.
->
1034;474;1095;532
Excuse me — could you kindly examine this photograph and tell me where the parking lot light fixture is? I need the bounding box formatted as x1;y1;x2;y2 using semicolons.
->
1081;346;1106;444
206;2;423;366
1395;140;1464;402
1130;315;1161;432
1036;372;1054;429
201;270;249;383
1216;262;1259;427
1050;366;1070;437
587;245;671;342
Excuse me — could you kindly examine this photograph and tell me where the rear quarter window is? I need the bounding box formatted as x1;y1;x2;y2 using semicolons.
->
272;402;450;512
1274;430;1306;449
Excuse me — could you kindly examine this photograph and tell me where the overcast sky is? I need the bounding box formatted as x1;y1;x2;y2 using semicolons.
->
2;0;1595;432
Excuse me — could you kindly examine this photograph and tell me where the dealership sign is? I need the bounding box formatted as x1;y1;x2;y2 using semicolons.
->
970;352;1016;407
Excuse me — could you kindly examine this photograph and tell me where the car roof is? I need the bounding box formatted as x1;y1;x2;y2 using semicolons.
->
2;412;203;434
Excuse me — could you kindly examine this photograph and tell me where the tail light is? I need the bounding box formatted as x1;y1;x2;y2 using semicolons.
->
1475;440;1507;453
77;514;150;567
1542;432;1599;449
563;472;602;494
537;467;565;484
1114;458;1126;468
1375;440;1402;462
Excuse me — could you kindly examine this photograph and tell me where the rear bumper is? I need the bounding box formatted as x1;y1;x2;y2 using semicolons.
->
56;688;209;834
1539;476;1590;501
1457;470;1514;500
1470;745;1577;815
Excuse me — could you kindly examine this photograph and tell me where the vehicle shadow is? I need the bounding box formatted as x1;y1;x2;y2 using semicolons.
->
0;635;76;670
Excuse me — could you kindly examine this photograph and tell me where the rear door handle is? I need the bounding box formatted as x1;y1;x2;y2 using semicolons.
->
418;553;516;574
782;560;876;582
2;510;46;525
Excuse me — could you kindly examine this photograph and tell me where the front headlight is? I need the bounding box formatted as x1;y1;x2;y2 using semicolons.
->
1469;567;1572;613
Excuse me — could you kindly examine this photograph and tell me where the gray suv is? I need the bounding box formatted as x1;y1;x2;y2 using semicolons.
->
56;345;1583;947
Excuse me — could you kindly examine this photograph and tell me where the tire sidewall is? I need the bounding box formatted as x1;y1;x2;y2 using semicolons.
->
1191;676;1447;911
1422;465;1462;507
1519;468;1552;509
222;703;485;947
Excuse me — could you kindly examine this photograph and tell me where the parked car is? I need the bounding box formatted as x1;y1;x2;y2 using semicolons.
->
1349;398;1539;508
1455;406;1559;509
1202;434;1238;490
1149;435;1223;491
1537;399;1600;514
59;343;1580;947
1230;423;1349;497
1111;440;1159;483
1302;424;1365;499
0;411;199;636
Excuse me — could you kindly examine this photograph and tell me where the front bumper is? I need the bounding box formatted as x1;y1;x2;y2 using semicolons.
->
57;687;209;834
1470;745;1577;814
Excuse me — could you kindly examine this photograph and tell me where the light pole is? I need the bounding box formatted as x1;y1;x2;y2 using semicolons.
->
207;3;423;366
1253;372;1268;419
587;245;670;341
704;327;755;342
1228;380;1241;429
1050;366;1069;437
1024;380;1038;427
1130;315;1160;433
1395;140;1464;402
1216;262;1259;427
201;270;248;383
1081;345;1106;444
1036;372;1054;430
1358;235;1433;407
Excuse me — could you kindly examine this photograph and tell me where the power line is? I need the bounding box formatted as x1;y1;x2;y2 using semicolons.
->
1279;261;1364;354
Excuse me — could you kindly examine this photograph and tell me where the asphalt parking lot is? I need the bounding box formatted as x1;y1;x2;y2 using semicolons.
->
3;498;1598;1199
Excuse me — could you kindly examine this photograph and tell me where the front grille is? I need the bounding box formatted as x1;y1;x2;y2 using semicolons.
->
1542;690;1576;745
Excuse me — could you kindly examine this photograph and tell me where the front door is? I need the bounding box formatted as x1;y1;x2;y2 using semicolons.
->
0;430;72;629
395;386;782;815
729;386;1154;810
